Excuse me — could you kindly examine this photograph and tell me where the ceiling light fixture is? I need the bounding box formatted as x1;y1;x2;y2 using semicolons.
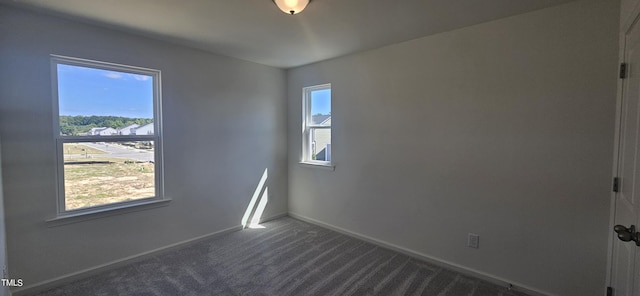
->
272;0;311;15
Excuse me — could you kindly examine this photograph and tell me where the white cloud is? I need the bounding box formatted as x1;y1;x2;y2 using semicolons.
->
132;74;150;81
104;72;123;79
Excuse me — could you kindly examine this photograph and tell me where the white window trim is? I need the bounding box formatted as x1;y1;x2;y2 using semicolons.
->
50;55;165;218
301;84;334;169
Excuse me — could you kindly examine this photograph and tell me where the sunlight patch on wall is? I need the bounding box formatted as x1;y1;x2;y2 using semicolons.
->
241;168;268;229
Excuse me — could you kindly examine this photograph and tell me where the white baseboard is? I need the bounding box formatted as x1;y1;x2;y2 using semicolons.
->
260;212;288;223
288;212;554;296
13;211;551;296
12;212;287;296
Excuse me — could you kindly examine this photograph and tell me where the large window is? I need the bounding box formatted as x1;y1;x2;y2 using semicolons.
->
52;55;164;216
302;84;331;165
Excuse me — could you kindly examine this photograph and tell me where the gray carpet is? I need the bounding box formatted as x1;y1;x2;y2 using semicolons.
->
33;217;530;296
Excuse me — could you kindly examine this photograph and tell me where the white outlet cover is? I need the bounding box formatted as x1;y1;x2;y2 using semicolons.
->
468;233;479;249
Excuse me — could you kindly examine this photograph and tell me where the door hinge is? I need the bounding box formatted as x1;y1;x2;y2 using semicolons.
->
620;63;627;79
613;177;620;192
607;286;613;296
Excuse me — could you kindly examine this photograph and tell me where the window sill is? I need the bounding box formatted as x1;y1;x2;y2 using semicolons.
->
46;198;172;227
299;161;335;171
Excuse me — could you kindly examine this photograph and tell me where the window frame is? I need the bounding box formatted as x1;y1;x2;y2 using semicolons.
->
301;84;333;168
51;55;165;218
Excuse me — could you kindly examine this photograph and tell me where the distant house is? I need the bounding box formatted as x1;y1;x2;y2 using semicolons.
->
311;115;331;161
88;127;117;136
132;123;154;135
87;127;103;135
312;114;330;125
117;124;140;135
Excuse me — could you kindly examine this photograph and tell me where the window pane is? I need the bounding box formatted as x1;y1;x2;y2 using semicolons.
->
310;128;331;161
57;64;154;136
63;141;155;210
311;88;331;126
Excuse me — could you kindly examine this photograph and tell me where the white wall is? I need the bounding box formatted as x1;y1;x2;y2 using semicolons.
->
0;5;287;292
0;138;9;296
287;0;619;295
621;0;640;30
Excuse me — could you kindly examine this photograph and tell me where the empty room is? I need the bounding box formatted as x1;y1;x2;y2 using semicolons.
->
0;0;636;295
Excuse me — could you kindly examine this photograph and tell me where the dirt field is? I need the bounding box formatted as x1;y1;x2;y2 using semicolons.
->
63;143;107;155
64;157;155;210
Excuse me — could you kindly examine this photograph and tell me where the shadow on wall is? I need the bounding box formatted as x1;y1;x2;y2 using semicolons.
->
241;168;268;229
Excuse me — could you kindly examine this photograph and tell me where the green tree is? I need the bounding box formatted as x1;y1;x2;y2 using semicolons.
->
59;115;153;135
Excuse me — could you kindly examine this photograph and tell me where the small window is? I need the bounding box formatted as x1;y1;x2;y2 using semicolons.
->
302;84;331;165
51;55;164;216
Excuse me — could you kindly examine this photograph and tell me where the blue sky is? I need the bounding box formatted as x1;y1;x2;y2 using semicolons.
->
57;64;153;119
311;89;331;115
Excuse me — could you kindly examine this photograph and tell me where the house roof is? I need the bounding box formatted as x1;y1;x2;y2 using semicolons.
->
136;123;153;128
312;115;331;125
118;124;139;131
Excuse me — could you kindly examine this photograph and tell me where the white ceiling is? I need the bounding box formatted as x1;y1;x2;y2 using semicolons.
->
2;0;578;68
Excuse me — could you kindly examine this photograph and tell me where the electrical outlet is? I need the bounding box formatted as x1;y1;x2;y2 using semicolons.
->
468;233;479;249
